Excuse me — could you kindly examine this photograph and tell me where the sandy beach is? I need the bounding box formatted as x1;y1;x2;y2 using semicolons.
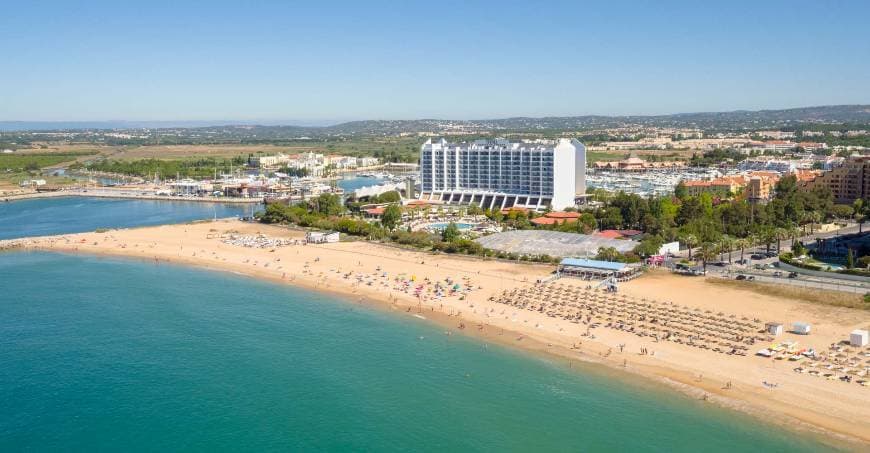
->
7;219;870;448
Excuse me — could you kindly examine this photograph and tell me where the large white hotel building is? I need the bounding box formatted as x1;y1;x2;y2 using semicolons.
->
419;138;586;211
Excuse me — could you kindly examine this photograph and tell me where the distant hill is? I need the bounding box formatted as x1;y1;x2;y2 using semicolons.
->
3;105;869;134
315;105;870;134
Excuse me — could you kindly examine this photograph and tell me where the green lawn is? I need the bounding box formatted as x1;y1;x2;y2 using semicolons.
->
0;152;97;171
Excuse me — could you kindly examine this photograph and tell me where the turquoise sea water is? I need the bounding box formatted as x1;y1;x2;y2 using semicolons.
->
0;252;834;452
0;197;250;240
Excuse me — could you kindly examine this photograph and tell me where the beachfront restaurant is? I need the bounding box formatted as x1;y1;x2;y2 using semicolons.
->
557;258;641;281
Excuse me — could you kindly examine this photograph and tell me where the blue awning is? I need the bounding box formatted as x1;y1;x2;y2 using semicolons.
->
559;258;628;272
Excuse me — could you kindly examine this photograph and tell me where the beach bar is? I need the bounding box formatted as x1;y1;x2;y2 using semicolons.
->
557;258;641;281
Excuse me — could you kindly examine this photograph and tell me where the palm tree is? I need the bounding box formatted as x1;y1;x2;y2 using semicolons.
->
804;211;821;235
760;227;777;254
747;233;759;250
774;227;789;254
787;224;800;249
735;238;750;264
680;233;698;261
718;235;735;264
698;242;719;272
854;198;866;233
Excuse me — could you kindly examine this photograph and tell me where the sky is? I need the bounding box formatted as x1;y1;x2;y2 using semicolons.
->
1;0;869;123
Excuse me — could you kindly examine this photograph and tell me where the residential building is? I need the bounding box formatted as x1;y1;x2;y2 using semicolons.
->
796;142;828;152
802;156;870;203
592;157;686;171
747;140;797;153
357;157;380;167
757;131;796;139
746;175;772;201
419;138;586;211
683;172;779;200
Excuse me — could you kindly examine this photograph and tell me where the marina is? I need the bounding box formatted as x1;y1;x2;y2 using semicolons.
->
586;168;720;197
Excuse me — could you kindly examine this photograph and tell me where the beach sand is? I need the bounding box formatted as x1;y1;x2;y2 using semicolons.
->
9;219;870;448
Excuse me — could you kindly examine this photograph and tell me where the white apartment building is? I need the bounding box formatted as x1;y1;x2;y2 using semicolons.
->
419;138;586;211
357;156;379;167
251;153;294;168
757;131;796;139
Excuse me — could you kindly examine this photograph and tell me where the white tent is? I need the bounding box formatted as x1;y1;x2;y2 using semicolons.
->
765;322;783;336
792;322;811;335
850;330;869;347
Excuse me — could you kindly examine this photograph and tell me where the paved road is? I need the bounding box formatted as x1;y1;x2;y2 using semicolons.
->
676;223;865;262
714;265;869;293
670;257;870;294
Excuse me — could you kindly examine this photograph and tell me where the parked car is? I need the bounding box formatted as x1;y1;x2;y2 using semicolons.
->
736;258;749;265
773;271;783;277
750;254;765;260
736;274;747;280
788;272;799;279
765;251;778;258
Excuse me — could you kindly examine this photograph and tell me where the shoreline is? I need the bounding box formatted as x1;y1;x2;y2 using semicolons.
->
6;220;869;449
1;189;263;204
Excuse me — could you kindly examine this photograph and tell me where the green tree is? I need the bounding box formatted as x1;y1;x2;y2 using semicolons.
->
792;240;807;257
698;242;719;272
679;233;698;260
441;222;461;242
314;193;343;216
735;238;750;263
774;227;789;253
467;204;483;216
577;212;596;234
597;207;624;229
595;246;622;262
830;204;854;220
718;235;735;264
674;180;688;200
634;236;664;257
381;204;402;231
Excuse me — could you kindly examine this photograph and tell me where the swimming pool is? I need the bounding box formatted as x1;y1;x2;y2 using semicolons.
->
427;222;475;231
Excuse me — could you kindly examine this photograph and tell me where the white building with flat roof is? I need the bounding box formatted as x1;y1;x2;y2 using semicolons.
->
419;138;585;211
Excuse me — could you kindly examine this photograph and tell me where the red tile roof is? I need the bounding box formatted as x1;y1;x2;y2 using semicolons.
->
531;217;559;225
595;230;623;239
545;211;581;219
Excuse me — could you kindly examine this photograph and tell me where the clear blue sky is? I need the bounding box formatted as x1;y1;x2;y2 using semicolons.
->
2;0;869;123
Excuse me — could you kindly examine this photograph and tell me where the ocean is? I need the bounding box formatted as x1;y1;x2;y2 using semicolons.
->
0;251;834;451
0;197;250;240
